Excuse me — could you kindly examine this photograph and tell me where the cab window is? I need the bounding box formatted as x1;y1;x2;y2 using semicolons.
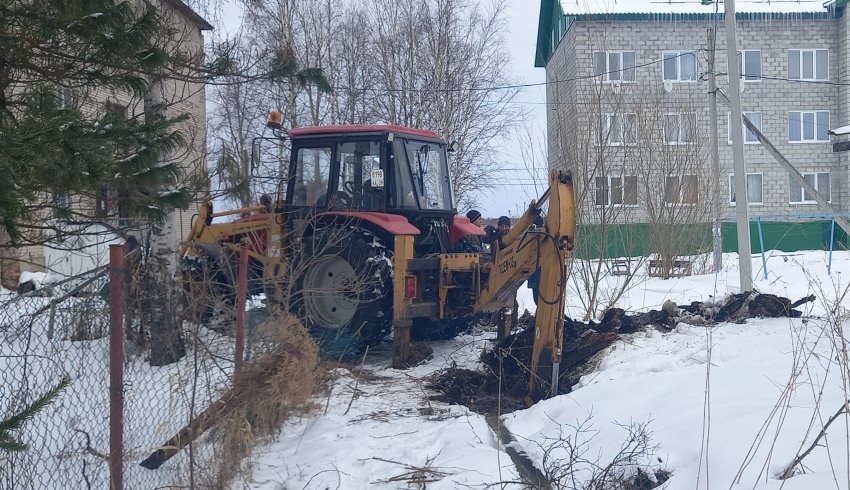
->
391;140;418;209
293;146;332;206
405;140;451;210
336;141;382;210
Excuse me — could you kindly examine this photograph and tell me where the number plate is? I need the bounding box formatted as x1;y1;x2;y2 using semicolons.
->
370;169;384;188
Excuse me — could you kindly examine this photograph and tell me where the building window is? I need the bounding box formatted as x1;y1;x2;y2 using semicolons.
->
729;173;763;205
105;102;128;120
662;51;697;81
595;175;638;206
53;193;71;218
664;113;696;144
599;113;637;145
95;185;110;218
739;50;761;81
727;112;762;144
593;51;636;82
789;49;828;80
664;175;698;204
788;111;829;142
57;85;73;109
789;172;830;204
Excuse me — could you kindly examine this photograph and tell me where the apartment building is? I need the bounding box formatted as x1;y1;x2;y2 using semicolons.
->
0;0;212;287
536;0;850;254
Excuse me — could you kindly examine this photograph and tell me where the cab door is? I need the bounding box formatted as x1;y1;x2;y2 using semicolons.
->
289;142;334;212
334;139;386;212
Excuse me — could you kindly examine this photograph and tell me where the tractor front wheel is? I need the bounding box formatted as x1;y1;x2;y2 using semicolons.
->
302;255;362;328
180;249;235;331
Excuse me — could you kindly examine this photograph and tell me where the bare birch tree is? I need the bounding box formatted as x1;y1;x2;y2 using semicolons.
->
219;0;523;209
551;44;712;319
553;76;648;320
633;95;712;279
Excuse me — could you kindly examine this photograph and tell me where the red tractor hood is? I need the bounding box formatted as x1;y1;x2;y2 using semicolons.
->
319;212;421;235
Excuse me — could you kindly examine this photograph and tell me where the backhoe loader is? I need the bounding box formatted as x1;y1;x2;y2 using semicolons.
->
180;111;576;394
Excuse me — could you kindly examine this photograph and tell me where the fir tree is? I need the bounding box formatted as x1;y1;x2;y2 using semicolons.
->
0;0;196;242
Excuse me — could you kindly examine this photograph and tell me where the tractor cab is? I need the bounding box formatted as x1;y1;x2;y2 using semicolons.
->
286;125;455;218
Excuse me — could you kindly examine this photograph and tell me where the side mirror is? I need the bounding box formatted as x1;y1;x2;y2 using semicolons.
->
251;139;261;170
448;140;460;153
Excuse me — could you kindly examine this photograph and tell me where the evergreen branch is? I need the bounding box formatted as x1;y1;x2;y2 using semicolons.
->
296;67;333;93
0;375;71;452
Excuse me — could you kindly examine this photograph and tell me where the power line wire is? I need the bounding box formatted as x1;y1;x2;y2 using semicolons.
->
329;53;850;98
330;52;694;94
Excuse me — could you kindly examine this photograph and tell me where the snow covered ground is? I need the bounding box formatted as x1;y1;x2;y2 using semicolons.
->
240;250;850;489
245;334;524;489
1;280;238;489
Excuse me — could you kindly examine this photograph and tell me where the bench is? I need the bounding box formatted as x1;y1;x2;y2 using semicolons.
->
609;259;631;276
648;259;692;278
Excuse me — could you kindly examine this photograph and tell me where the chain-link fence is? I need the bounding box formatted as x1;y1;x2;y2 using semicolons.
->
1;267;113;489
1;244;319;489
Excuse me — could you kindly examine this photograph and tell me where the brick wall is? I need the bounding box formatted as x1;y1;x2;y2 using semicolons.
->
547;14;846;226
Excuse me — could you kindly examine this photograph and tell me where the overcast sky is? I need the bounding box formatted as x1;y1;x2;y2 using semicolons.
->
479;0;548;218
214;0;547;219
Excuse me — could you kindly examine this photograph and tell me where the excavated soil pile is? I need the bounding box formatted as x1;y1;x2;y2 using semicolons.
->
429;292;815;415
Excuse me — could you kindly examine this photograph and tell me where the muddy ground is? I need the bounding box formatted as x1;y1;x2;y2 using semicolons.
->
428;292;815;415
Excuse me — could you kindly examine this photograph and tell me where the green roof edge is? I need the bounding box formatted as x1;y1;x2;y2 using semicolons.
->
535;0;563;68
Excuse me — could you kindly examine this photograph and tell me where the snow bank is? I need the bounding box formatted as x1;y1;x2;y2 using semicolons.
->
558;250;849;319
505;317;846;488
504;249;850;489
18;271;48;288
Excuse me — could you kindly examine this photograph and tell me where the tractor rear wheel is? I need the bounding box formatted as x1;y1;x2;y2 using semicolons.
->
293;229;393;356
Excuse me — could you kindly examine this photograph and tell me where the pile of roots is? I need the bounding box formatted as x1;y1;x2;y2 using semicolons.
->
428;292;815;415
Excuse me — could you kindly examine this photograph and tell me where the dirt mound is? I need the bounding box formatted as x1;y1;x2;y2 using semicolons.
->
428;312;645;415
429;292;815;415
427;367;528;414
713;292;815;322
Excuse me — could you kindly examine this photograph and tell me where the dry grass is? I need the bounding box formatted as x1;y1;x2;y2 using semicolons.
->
372;455;452;488
198;313;322;488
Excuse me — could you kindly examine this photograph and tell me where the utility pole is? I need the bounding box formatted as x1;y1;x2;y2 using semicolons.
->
707;27;722;273
724;0;753;291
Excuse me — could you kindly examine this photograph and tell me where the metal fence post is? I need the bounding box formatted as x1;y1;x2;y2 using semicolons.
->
47;300;56;340
235;246;248;373
829;218;836;276
757;217;768;281
109;244;125;490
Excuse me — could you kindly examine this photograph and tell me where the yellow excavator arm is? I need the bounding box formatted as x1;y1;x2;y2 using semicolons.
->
474;170;576;396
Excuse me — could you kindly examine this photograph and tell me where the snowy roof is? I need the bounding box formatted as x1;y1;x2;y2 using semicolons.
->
536;0;837;67
559;0;834;15
829;124;850;135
